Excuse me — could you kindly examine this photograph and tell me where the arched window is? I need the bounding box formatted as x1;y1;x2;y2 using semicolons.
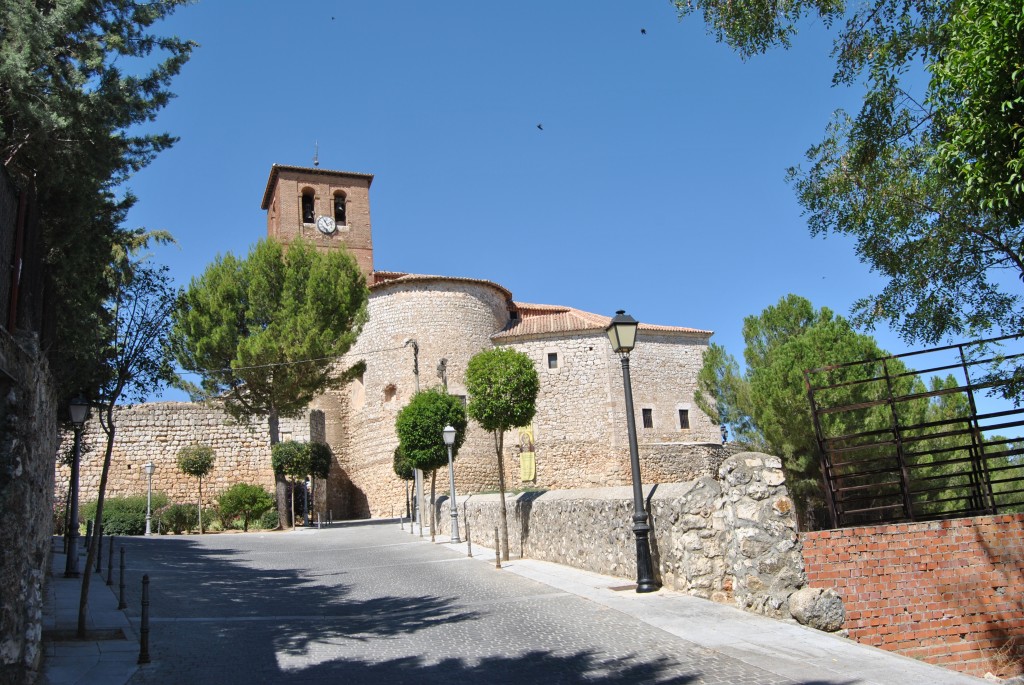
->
333;192;347;225
301;189;315;224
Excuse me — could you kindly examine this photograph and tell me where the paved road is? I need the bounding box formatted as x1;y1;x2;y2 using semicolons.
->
114;522;972;685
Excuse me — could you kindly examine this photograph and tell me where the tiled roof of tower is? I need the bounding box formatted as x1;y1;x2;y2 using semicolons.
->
368;271;513;300
494;302;712;339
261;164;375;209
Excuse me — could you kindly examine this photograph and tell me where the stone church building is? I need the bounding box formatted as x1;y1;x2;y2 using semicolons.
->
59;164;724;520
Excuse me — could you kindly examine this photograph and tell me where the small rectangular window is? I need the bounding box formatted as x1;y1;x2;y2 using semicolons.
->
547;352;558;369
455;395;468;406
642;408;653;429
679;409;690;429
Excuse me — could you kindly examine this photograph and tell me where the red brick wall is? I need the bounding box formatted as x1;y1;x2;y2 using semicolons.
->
801;514;1024;678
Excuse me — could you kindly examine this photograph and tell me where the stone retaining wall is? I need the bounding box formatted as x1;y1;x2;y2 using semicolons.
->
434;452;806;618
1;332;57;685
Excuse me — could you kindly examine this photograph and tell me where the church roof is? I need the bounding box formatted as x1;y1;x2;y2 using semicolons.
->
369;271;513;300
261;164;375;209
494;302;713;340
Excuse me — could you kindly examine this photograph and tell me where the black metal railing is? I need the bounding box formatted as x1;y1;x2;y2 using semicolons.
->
805;334;1024;528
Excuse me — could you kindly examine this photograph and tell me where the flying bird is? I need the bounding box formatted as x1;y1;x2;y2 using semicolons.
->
641;28;646;35
537;124;543;131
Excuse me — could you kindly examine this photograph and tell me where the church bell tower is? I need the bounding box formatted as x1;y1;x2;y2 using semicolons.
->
261;164;375;277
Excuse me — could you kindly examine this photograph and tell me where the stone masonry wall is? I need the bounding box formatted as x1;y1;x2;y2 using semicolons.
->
802;515;1024;678
54;402;309;507
436;452;806;618
0;332;58;685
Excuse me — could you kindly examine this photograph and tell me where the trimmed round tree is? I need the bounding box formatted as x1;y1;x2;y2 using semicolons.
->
466;348;539;561
176;445;215;534
307;442;332;523
270;441;311;529
395;388;467;539
217;484;274;532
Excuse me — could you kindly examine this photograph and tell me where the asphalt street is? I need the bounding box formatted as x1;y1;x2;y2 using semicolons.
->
110;521;975;685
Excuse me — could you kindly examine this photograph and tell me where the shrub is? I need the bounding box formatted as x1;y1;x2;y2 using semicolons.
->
159;503;198;534
81;494;169;536
257;508;279;530
218;483;274;532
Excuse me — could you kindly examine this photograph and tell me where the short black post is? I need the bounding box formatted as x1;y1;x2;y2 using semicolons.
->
84;520;92;560
494;527;500;569
118;547;127;610
138;574;150;664
464;503;472;558
106;535;115;586
95;523;103;573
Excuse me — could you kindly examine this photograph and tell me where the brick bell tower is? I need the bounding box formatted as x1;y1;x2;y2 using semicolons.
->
261;164;375;277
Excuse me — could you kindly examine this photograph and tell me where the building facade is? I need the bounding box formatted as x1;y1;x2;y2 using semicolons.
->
57;165;724;520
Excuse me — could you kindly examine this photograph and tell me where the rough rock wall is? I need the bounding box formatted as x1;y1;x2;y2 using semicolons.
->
437;452;805;618
54;402;309;506
0;333;57;685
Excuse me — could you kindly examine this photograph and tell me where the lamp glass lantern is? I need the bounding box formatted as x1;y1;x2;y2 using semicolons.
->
442;425;457;446
606;310;639;353
69;397;89;426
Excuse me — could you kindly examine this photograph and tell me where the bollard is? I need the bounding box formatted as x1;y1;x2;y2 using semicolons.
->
465;514;472;558
329;509;332;526
118;547;127;610
495;527;501;569
84;520;92;560
138;574;150;664
106;535;115;586
95;523;103;573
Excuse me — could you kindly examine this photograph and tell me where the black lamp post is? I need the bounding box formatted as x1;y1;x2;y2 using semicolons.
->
606;311;659;593
64;396;89;578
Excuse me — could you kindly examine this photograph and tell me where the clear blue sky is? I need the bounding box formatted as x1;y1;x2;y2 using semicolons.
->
129;1;912;402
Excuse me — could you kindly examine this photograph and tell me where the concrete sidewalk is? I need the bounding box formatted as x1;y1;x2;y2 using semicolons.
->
41;537;139;685
438;535;989;685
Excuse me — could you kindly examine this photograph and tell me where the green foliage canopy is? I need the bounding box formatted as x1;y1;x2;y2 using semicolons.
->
176;445;215;479
465;348;540;434
171;238;368;425
676;0;1024;349
0;0;193;395
271;441;311;480
393;446;414;481
696;295;901;527
217;484;274;532
308;442;332;480
394;388;468;473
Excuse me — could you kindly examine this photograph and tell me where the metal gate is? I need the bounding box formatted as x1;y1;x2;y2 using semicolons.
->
805;335;1024;529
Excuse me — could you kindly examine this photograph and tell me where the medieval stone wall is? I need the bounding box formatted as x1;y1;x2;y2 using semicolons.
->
54;402;309;506
1;332;57;685
435;452;806;618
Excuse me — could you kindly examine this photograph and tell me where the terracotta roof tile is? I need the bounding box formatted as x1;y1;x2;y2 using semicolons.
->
494;302;712;339
368;271;513;299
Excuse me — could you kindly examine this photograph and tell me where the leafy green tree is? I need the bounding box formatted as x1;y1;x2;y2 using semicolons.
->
465;348;539;560
271;441;311;530
675;0;1024;356
1;0;193;394
171;237;368;527
176;445;215;534
696;295;905;528
79;258;178;637
393;446;415;519
217;484;274;532
307;442;332;522
395;388;468;540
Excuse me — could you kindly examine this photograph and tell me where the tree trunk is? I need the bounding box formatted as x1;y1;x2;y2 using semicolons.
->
494;430;509;561
430;469;436;542
78;406;116;638
198;476;203;534
269;408;289;529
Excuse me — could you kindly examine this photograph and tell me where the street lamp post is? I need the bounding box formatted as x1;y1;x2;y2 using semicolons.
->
606;310;659;593
143;462;155;536
64;396;89;578
443;424;460;543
